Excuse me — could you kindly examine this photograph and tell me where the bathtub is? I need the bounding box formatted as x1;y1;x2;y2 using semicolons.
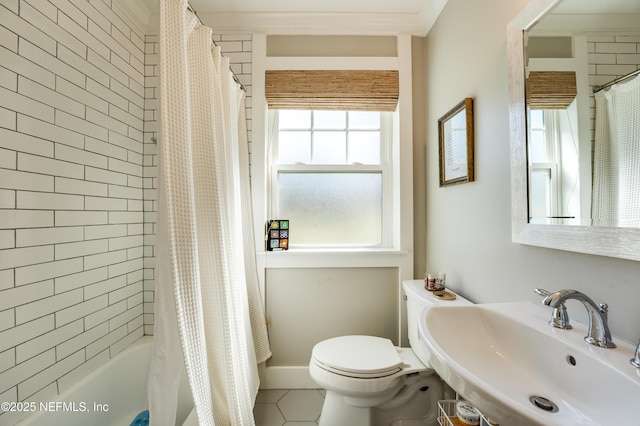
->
18;336;194;426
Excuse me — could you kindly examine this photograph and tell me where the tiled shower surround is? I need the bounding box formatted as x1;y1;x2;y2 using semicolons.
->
0;1;147;421
0;0;253;422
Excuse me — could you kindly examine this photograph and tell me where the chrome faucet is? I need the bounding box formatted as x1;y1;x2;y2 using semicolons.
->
631;340;640;368
534;288;572;330
536;289;616;349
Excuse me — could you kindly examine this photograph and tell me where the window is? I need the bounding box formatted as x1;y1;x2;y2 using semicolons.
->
528;109;557;224
269;110;392;248
528;108;580;225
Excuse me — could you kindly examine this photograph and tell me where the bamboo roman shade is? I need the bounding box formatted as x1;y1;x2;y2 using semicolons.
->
265;70;399;111
526;71;577;110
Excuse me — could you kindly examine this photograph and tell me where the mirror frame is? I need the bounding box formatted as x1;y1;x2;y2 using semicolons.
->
508;0;640;262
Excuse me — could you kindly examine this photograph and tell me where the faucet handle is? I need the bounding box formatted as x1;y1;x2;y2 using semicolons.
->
631;339;640;369
549;304;573;330
534;288;572;329
534;288;550;297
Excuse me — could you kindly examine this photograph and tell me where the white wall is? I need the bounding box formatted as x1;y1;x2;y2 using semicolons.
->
0;0;150;422
423;0;640;343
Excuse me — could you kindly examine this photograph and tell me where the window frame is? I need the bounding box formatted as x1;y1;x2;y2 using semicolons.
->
528;109;563;224
268;109;394;249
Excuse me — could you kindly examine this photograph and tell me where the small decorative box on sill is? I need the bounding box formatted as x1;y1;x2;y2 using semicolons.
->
266;220;289;251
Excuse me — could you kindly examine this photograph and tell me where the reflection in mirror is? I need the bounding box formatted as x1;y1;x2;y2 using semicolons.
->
508;0;640;262
525;0;640;228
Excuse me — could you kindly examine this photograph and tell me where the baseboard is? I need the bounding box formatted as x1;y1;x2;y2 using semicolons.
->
258;365;319;389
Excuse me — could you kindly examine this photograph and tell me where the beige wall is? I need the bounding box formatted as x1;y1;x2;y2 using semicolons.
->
422;0;640;343
265;267;399;366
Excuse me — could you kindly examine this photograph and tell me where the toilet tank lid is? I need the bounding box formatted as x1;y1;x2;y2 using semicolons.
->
402;280;473;306
312;335;402;375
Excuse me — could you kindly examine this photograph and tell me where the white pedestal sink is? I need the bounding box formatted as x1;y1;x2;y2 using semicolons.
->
418;301;640;425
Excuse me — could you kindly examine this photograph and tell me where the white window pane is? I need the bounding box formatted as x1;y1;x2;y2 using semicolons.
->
349;111;380;129
530;169;551;224
314;111;346;129
278;172;382;245
348;132;381;164
280;110;311;129
279;131;311;164
313;132;346;164
529;130;546;163
530;109;544;129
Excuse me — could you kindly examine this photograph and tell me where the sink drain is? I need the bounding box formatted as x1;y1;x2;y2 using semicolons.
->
530;396;559;413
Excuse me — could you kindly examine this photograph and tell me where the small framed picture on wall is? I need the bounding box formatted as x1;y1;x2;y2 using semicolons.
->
438;97;474;186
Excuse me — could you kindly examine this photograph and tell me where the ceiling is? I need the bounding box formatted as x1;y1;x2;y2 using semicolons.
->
141;0;640;34
139;0;448;35
187;0;428;14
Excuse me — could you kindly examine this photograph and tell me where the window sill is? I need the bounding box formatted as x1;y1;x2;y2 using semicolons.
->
257;248;409;269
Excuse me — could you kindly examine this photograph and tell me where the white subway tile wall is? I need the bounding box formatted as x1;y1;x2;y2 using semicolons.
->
0;0;146;422
589;35;640;86
214;33;253;149
588;35;640;142
0;0;253;419
142;34;158;336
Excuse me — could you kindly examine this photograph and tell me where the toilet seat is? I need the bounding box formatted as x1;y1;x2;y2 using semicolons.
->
311;336;404;379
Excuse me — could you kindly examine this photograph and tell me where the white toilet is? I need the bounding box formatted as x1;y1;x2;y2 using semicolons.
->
309;279;472;426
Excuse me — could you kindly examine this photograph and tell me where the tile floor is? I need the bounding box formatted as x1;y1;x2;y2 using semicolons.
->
253;389;325;426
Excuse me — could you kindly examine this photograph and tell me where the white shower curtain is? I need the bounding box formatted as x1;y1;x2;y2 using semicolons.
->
149;0;271;424
592;74;640;228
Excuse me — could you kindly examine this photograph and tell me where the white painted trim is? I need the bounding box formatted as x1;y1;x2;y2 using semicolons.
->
258;250;409;269
508;0;640;262
396;34;414;279
112;0;151;35
265;57;399;71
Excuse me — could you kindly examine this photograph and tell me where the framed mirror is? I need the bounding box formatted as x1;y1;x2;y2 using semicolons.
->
508;0;640;261
438;98;474;187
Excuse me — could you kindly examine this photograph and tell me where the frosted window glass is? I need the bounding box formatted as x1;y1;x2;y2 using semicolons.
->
314;111;346;129
278;172;382;245
279;131;311;164
280;110;311;129
348;132;381;164
313;132;346;164
349;111;380;129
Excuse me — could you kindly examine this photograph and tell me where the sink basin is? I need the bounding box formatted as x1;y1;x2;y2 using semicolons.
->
418;301;640;426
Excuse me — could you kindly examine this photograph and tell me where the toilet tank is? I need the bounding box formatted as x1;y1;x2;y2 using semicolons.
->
402;280;472;365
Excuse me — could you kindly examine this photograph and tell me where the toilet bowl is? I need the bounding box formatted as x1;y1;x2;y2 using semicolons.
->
309;279;472;426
